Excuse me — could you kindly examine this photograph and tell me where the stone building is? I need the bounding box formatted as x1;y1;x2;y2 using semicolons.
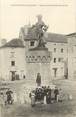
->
67;33;76;79
0;39;26;81
19;15;68;83
46;34;68;79
0;16;68;84
23;32;68;81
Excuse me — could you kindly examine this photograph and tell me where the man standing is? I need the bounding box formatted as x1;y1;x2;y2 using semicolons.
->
54;87;59;102
36;73;41;87
46;86;51;104
6;89;13;104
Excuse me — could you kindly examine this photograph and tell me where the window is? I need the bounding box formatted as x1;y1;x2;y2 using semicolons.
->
29;56;31;58
37;56;40;58
61;48;63;53
30;41;34;46
54;48;56;52
54;58;56;63
26;56;28;58
10;52;15;58
53;68;57;77
54;43;56;45
32;56;35;58
58;58;63;62
11;61;15;66
58;58;61;62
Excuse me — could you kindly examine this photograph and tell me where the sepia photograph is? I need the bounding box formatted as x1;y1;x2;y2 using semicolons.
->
0;0;76;117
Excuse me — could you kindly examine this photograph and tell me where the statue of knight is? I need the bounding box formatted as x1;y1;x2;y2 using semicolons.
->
32;15;48;48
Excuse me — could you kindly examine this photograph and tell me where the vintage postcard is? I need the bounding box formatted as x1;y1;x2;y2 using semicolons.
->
0;0;76;117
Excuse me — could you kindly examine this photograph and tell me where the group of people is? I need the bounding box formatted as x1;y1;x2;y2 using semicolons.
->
0;88;13;106
29;73;62;105
0;89;13;117
30;85;60;105
45;86;59;103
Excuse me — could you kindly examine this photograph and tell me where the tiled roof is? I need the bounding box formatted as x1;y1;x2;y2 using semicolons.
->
45;33;67;43
66;32;76;37
25;32;67;43
0;38;24;48
0;33;68;49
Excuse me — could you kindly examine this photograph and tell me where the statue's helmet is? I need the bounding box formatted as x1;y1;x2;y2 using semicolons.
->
36;14;42;22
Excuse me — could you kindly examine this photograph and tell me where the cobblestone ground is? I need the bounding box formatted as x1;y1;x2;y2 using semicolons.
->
1;79;76;117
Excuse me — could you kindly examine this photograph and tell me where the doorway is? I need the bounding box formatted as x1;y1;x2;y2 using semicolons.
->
10;71;16;81
53;68;57;77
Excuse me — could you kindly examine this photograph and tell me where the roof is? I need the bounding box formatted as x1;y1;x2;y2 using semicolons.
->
66;32;76;37
0;33;68;49
0;38;24;48
25;32;67;43
45;33;67;43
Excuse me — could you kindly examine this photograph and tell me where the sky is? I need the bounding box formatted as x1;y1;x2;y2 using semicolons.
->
0;0;76;40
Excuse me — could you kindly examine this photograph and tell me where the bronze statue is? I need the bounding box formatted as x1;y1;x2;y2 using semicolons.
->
28;15;48;48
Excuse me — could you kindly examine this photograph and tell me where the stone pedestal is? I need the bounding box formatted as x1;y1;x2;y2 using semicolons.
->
25;49;52;85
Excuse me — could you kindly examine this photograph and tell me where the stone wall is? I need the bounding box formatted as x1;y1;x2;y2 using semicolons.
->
46;42;68;79
0;48;26;80
25;49;52;85
68;36;76;79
